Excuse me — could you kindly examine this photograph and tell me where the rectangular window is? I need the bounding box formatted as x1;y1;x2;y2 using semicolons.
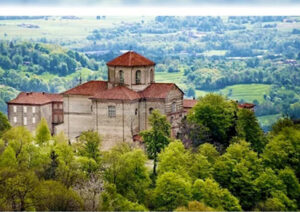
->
59;104;63;109
23;106;27;113
54;114;58;123
108;106;116;118
13;106;17;113
32;106;36;113
32;117;36;124
13;116;17;123
24;117;27;125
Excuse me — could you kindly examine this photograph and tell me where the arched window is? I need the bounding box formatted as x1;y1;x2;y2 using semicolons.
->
172;102;176;113
150;69;154;83
149;107;153;114
136;70;141;84
119;70;124;84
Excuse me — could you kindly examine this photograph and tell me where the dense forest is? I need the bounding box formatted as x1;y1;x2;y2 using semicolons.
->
0;94;299;211
0;16;299;130
0;41;106;113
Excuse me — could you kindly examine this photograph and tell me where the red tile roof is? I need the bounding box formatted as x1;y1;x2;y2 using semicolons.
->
183;99;198;108
238;103;255;109
106;51;155;67
63;81;107;96
8;92;62;105
91;86;141;101
133;134;143;143
140;83;183;99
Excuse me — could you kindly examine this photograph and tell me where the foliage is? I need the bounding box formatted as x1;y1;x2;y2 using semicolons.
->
175;201;214;211
140;109;171;176
153;172;192;211
0;112;10;138
35;117;51;145
262;127;300;176
78;130;102;163
192;178;242;211
237;108;266;152
187;94;238;149
102;143;151;204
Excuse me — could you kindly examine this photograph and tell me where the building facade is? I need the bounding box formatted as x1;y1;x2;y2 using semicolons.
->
7;92;63;134
55;51;185;149
7;51;254;150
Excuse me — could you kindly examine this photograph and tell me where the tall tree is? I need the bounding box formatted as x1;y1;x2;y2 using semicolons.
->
35;118;51;145
237;109;266;153
0;112;10;138
187;94;238;149
140;110;171;177
77;130;102;163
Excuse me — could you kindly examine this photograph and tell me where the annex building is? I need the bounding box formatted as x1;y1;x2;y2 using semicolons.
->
7;51;255;149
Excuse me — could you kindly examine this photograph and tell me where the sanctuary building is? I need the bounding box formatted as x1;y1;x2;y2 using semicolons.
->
8;51;186;149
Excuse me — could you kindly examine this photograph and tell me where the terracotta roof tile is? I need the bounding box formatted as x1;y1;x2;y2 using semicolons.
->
238;103;255;109
107;51;155;67
8;92;62;105
140;83;182;99
183;99;198;108
91;86;140;101
63;81;107;96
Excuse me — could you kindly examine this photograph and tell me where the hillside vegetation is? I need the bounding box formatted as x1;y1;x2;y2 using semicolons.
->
0;16;300;129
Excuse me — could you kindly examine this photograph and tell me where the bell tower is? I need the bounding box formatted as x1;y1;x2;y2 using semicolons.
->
106;51;156;91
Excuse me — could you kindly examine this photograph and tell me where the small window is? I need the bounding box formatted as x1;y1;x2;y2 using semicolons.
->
170;116;174;123
136;70;141;84
13;106;17;113
23;106;27;113
150;69;154;82
172;102;176;113
135;108;138;115
13;116;17;123
54;114;58;123
119;70;124;84
59;104;63;109
108;106;116;118
32;106;36;113
24;117;27;125
54;104;57;109
32;117;36;124
149;107;153;114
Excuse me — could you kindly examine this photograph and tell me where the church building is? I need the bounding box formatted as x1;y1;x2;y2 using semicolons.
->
7;51;255;150
55;51;185;149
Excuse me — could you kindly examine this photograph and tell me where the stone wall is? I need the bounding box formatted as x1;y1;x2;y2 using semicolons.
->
92;99;140;150
63;95;94;141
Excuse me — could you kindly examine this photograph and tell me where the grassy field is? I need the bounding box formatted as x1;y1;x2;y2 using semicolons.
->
195;83;271;103
0;16;154;48
155;70;186;89
257;114;281;131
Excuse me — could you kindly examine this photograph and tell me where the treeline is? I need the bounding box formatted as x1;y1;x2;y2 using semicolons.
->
0;41;99;76
0;94;299;211
0;41;105;114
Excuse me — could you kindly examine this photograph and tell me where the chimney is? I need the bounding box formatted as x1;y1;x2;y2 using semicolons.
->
42;92;45;95
193;96;195;100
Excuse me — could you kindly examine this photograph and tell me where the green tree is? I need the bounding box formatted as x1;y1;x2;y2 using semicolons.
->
2;126;32;160
103;144;150;204
262;127;300;176
0;112;10;138
278;168;300;202
271;117;294;135
99;183;147;211
140;110;171;176
237;109;266;153
213;140;262;210
154;172;192;211
192;178;241;211
1;171;38;211
33;180;83;211
0;146;17;168
198;143;219;164
35;118;51;145
187;94;238;148
78;131;101;163
175;201;214;211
